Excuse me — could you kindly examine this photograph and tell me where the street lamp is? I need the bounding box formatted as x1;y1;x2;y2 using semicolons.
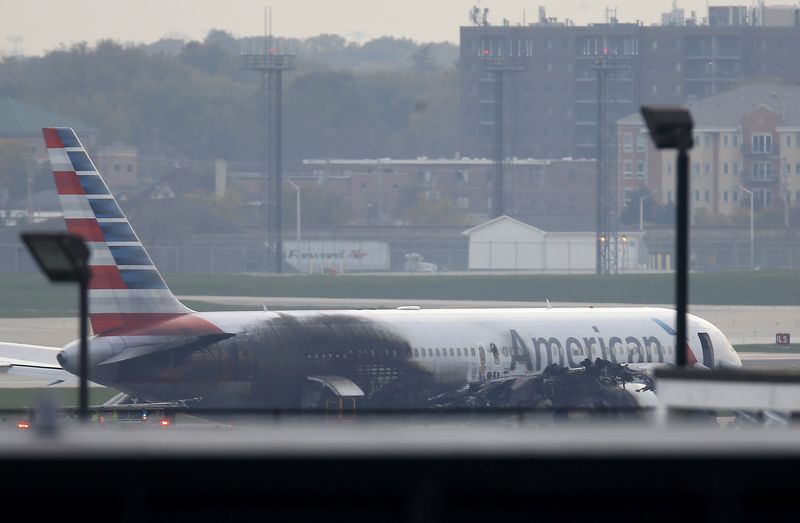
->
20;232;91;420
641;106;694;368
639;194;650;232
287;179;301;244
737;184;754;270
621;235;628;272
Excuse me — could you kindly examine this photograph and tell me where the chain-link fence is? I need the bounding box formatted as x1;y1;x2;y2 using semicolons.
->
3;239;800;274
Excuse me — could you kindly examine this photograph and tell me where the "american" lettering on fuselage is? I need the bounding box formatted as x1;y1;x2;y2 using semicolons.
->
508;328;668;372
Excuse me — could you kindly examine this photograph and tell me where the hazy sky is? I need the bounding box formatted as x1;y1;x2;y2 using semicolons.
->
0;1;787;56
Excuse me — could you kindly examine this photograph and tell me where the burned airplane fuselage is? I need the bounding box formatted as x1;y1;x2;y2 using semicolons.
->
86;313;438;409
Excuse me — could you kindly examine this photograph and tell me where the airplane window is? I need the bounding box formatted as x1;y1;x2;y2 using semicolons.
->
436;348;441;357
449;348;454;357
414;349;419;357
457;348;462;356
490;343;500;365
470;347;476;356
442;349;447;358
406;348;412;357
428;349;433;357
502;347;508;356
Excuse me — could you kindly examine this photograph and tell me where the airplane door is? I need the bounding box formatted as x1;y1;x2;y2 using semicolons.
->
698;332;714;368
478;346;487;382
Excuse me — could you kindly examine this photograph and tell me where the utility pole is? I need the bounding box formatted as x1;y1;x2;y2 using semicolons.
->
241;7;294;273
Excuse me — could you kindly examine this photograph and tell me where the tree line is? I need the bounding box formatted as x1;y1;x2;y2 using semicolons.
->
0;32;460;163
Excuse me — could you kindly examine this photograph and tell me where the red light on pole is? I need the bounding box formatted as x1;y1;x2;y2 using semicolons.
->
16;421;30;430
159;418;171;428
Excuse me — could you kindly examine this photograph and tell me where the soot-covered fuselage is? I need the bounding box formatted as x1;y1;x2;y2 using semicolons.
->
85;313;437;408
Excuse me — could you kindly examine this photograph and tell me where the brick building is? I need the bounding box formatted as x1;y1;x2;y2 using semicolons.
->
298;158;596;229
460;4;800;161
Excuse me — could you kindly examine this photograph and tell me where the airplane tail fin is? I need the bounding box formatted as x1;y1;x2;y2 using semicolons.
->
42;127;191;335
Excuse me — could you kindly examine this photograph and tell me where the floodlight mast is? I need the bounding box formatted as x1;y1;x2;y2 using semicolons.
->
640;107;694;368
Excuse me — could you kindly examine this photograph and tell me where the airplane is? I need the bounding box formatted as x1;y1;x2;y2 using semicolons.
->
0;128;742;411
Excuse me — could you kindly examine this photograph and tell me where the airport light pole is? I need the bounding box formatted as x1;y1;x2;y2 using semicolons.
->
641;107;694;368
737;184;755;270
621;235;628;273
639;194;650;232
287;179;301;244
21;232;91;420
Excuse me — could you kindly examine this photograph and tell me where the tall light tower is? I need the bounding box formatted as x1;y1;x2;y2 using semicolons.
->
481;52;523;219
592;53;627;275
241;9;295;273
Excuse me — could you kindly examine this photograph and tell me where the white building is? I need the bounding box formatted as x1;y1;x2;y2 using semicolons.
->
463;216;643;273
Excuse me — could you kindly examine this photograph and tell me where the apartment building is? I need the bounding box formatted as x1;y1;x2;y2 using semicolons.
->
460;4;800;161
617;82;800;218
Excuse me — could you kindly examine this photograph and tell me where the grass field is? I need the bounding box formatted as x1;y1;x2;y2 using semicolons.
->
4;271;800;317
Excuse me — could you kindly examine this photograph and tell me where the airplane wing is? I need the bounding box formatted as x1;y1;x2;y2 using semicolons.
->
0;342;74;383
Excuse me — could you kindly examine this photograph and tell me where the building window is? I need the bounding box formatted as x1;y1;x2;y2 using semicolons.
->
754;189;772;209
651;84;658;95
704;163;710;174
636;133;645;151
753;161;772;180
127;164;133;173
733;163;739;174
733;191;739;202
623;161;633;178
723;163;728;174
787;135;792;148
704;190;710;202
733;135;739;147
651;40;658;51
694;191;700;202
636;161;645;179
796;163;800;174
623;133;633;151
723;191;729;202
704;134;711;147
666;162;672;174
723;135;729;147
667;191;673;203
752;133;772;153
693;164;700;175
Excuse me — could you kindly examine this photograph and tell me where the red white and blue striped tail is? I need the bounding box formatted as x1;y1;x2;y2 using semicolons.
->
43;127;192;335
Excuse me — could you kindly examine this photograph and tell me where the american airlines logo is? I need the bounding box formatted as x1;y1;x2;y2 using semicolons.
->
508;328;667;372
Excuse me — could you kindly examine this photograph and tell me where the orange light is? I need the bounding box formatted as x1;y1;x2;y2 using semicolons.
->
159;418;170;428
16;421;30;430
